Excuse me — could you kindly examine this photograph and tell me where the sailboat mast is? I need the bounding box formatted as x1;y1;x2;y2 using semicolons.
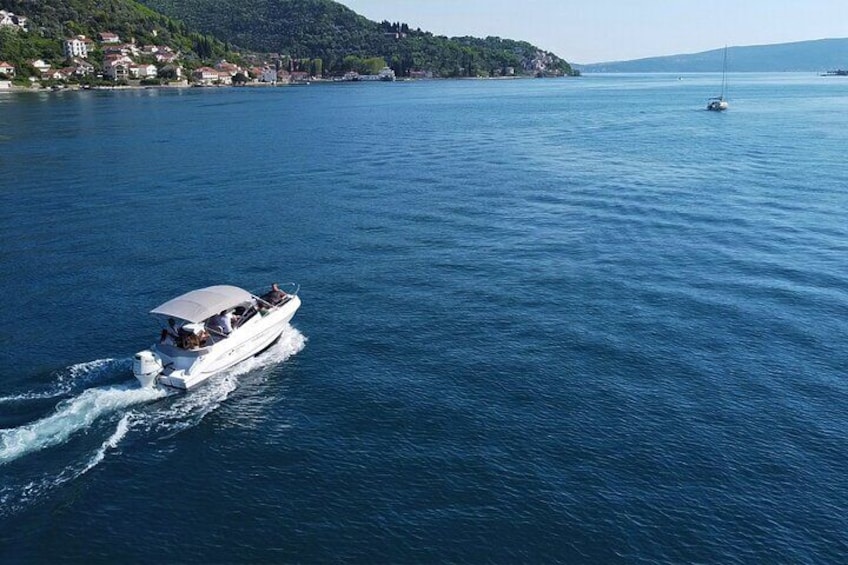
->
706;44;729;111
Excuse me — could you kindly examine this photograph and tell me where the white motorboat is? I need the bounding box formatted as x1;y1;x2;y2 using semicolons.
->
133;284;301;390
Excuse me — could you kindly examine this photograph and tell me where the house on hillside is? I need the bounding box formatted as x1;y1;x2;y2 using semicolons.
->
98;32;120;44
71;59;95;76
290;71;310;83
0;10;27;30
130;64;158;79
103;43;139;58
214;60;241;76
30;59;51;73
62;36;89;59
103;55;133;81
155;51;178;64
192;67;219;85
143;45;174;58
56;68;79;81
0;61;15;78
41;69;65;81
158;63;183;80
217;71;233;85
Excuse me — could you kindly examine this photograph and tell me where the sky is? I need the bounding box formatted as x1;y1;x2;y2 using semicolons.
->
341;0;848;64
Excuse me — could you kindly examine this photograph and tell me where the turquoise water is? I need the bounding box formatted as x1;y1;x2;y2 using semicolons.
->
1;74;847;562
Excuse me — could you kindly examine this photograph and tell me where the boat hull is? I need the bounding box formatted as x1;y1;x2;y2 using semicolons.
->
707;99;728;111
146;295;300;390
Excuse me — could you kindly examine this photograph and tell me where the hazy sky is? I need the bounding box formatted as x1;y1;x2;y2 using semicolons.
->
341;0;848;64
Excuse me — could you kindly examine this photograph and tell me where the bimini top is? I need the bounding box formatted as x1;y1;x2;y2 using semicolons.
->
150;285;254;323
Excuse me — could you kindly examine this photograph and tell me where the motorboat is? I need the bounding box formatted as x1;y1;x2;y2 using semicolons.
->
133;284;301;390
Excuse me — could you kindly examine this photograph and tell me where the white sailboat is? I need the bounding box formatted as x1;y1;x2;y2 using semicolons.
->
707;46;729;111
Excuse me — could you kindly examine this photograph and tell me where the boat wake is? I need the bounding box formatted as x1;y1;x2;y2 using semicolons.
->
0;384;169;466
0;358;129;404
0;326;306;518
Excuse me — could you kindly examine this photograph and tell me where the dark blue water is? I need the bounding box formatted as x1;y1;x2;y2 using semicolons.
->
1;75;847;563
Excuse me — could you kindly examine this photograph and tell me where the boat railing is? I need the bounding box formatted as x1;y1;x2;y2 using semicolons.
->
279;282;300;296
206;326;230;341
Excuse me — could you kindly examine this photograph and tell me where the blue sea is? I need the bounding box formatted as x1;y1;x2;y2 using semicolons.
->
1;74;847;563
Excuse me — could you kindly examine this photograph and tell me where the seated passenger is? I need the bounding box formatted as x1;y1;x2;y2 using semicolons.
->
260;283;288;307
232;306;249;328
207;310;237;336
180;323;208;348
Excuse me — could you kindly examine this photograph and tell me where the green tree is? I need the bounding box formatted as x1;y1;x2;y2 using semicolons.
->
362;56;386;74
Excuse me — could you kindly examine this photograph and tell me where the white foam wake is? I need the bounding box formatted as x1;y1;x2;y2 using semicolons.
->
0;413;138;518
230;325;307;377
145;326;307;435
0;358;129;404
0;385;166;466
0;325;307;517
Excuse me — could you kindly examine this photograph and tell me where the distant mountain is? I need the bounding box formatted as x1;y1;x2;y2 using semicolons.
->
577;38;848;73
137;0;575;77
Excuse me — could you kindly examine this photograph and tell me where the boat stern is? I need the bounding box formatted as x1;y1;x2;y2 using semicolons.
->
133;349;164;388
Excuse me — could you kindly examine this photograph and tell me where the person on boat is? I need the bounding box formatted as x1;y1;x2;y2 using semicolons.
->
260;283;288;307
179;323;208;348
207;310;236;336
160;318;180;345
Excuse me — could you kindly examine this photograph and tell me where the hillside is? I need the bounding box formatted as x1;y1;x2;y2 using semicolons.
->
0;0;233;72
138;0;575;77
577;38;848;73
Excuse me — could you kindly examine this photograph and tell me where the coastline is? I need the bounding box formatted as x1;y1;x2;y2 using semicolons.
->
0;74;565;94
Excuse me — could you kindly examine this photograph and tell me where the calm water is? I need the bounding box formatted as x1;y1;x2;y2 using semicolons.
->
1;74;847;563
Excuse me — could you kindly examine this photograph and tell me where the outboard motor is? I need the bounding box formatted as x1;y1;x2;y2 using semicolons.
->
133;350;163;387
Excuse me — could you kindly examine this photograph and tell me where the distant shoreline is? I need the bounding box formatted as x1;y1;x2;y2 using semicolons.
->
0;74;563;94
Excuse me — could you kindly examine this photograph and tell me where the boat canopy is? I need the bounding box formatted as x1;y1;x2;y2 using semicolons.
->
150;285;254;323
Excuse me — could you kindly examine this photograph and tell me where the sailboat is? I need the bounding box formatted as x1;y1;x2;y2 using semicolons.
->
707;46;729;111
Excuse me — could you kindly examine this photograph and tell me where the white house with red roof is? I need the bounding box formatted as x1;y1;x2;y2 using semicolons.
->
56;67;79;80
155;52;178;64
103;55;133;81
192;67;219;85
130;64;158;79
41;69;65;81
98;32;120;44
30;59;51;73
0;61;15;77
214;60;241;76
70;58;95;76
217;71;233;85
103;43;139;58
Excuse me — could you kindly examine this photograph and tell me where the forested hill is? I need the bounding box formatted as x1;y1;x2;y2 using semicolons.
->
138;0;575;77
577;38;848;73
0;0;232;65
